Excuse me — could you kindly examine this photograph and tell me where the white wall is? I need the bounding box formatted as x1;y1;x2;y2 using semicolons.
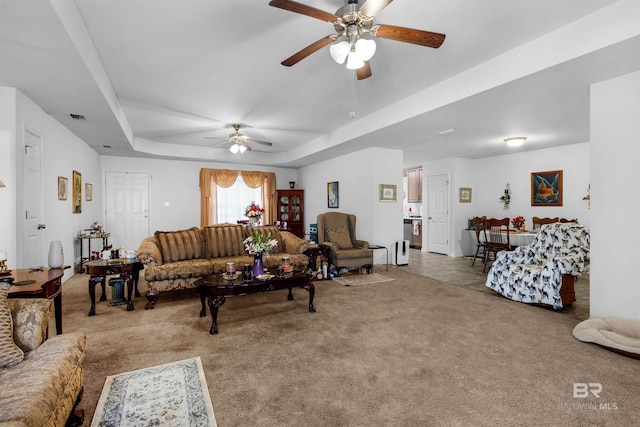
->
100;156;298;233
298;147;404;265
590;70;640;320
0;87;102;281
425;143;591;257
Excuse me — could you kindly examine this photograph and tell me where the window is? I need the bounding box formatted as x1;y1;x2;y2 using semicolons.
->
217;178;261;223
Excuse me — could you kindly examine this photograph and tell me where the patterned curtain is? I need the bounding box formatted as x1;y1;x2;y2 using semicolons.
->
200;169;275;226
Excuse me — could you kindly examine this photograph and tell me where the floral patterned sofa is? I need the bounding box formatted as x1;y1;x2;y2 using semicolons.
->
0;285;86;427
485;222;590;309
136;224;310;305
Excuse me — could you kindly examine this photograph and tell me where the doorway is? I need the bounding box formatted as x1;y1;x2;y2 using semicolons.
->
105;172;150;251
427;173;449;255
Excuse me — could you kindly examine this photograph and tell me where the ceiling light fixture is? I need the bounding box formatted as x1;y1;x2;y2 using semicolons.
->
229;143;247;154
330;37;376;70
504;136;527;147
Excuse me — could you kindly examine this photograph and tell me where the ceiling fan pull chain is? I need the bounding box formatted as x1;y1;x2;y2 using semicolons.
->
349;70;357;119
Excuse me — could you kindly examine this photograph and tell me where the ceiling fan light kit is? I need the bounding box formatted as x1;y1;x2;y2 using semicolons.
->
206;123;273;155
269;0;445;80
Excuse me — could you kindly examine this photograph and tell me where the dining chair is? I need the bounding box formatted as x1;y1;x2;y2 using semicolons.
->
532;216;559;230
471;216;487;267
559;218;579;223
482;217;511;272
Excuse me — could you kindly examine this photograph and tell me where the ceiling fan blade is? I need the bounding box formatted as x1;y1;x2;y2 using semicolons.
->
358;0;394;19
246;139;273;147
373;24;445;48
356;61;372;80
269;0;336;22
208;140;231;148
281;35;338;66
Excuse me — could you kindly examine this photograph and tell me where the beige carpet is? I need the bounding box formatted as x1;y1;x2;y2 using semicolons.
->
59;267;639;426
332;272;394;286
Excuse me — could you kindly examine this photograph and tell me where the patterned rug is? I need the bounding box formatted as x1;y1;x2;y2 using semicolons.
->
91;357;217;427
332;273;394;286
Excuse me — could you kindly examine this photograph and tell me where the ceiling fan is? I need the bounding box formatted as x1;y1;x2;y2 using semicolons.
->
269;0;446;80
205;124;273;154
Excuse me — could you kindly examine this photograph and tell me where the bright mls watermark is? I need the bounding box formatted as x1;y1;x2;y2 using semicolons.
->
557;382;618;411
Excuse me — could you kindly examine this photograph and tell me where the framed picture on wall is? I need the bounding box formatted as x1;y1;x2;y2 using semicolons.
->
459;187;472;203
379;184;397;202
531;170;563;206
72;170;82;213
327;181;339;208
58;176;68;200
85;183;93;201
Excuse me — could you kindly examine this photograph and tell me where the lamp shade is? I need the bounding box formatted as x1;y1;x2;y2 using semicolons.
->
330;41;350;64
229;144;240;154
0;180;5;188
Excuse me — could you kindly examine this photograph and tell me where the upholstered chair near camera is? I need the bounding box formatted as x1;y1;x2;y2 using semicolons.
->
317;212;373;275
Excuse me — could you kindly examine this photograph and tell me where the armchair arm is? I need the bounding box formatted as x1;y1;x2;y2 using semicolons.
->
321;241;339;253
137;236;163;266
553;254;590;276
495;245;537;265
280;231;310;254
355;240;369;249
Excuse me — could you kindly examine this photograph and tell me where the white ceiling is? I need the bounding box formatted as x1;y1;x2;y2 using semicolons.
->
1;0;639;168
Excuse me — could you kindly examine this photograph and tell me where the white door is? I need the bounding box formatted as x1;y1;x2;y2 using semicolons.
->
105;172;150;251
427;173;449;255
22;130;45;268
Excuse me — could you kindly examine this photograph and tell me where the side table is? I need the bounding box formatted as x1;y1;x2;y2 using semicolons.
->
368;245;389;271
5;267;64;334
84;259;143;316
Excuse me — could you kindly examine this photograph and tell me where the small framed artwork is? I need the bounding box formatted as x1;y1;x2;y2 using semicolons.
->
85;183;93;201
72;170;82;214
379;184;397;202
327;181;339;208
531;170;563;206
459;187;472;203
58;176;68;200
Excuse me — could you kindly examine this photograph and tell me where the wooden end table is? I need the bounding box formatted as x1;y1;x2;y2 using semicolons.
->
4;267;64;334
84;259;143;316
195;268;315;335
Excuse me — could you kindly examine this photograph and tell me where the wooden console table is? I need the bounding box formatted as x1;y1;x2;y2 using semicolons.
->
84;259;143;316
4;267;64;334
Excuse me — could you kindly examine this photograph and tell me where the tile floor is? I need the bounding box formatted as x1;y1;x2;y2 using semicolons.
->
390;249;590;321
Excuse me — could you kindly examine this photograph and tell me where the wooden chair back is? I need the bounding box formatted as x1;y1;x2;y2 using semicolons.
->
532;216;559;230
483;217;510;249
559;218;578;223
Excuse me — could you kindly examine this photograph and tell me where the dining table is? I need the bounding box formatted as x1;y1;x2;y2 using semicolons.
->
482;230;538;248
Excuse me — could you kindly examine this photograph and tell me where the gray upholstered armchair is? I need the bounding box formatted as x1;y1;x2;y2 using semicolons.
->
317;212;373;275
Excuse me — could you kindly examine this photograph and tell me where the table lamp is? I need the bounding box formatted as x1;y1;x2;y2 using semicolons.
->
0;251;7;272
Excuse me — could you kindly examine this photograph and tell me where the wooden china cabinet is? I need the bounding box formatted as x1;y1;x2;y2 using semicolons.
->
276;189;304;238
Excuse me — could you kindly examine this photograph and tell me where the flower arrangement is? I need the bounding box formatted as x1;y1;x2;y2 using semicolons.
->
243;231;278;255
245;202;264;219
511;216;525;230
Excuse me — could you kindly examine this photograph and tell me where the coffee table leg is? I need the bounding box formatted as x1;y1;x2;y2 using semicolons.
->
88;274;104;316
122;272;134;312
207;296;226;334
305;282;316;313
287;287;294;301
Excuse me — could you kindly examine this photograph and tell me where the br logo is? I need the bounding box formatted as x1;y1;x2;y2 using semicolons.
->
573;383;603;398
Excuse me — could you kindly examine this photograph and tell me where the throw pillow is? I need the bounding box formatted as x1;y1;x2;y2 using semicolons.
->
155;227;203;263
0;282;25;368
8;299;51;352
327;226;353;249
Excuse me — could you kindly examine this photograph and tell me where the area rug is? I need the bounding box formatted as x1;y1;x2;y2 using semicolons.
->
91;357;217;427
332;273;394;286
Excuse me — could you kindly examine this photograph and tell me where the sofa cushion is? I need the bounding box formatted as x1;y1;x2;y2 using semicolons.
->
0;283;24;369
155;227;203;263
203;224;246;258
7;298;52;353
246;226;283;254
327;225;353;249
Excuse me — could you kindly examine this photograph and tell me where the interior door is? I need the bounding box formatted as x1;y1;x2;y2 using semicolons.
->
22;129;45;268
427;173;449;254
105;172;150;251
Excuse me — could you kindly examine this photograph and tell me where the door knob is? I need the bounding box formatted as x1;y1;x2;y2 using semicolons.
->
37;224;46;229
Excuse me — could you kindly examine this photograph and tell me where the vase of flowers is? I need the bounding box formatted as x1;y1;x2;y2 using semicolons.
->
245;202;264;225
243;231;278;276
511;216;525;231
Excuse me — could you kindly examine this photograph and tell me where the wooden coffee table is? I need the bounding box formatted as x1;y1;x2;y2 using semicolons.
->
195;268;315;335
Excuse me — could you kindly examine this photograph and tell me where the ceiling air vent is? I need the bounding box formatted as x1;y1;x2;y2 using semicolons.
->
69;113;86;120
